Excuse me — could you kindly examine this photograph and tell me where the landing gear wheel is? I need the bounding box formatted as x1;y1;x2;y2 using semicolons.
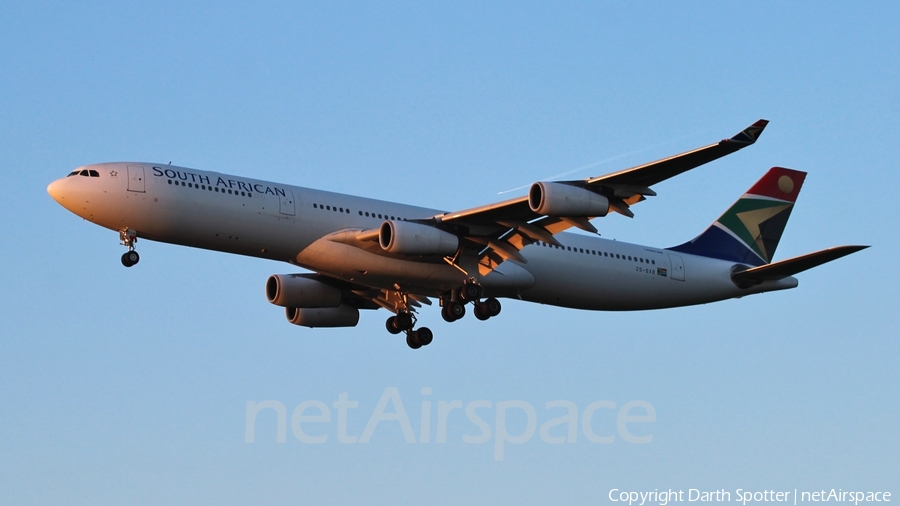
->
395;312;414;331
416;327;433;346
484;297;501;317
119;229;139;267
386;316;402;334
406;332;422;349
444;302;465;322
121;250;140;267
473;297;500;321
458;283;482;303
441;305;454;322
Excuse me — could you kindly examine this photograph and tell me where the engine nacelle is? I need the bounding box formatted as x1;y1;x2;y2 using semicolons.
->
379;220;459;256
266;274;342;308
528;181;609;217
286;305;360;328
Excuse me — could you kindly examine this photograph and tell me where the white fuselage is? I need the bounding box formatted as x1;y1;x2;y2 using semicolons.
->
47;162;797;310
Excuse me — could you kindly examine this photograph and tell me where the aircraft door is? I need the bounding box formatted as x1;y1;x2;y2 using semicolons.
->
667;253;685;281
279;189;295;215
127;165;145;192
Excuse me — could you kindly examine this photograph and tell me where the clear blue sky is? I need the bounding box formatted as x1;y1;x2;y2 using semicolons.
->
1;2;897;504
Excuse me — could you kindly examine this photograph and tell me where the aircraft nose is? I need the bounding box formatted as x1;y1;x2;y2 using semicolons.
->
47;175;76;204
47;178;65;202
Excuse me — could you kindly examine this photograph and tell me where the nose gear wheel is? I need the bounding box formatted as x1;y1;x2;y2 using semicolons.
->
121;250;140;267
119;228;140;267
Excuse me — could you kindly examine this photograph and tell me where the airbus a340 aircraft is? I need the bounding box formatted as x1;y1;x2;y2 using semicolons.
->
48;120;866;349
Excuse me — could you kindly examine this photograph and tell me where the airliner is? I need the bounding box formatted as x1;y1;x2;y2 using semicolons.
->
47;120;866;349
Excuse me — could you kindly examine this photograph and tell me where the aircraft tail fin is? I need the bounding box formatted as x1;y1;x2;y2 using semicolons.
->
669;167;806;266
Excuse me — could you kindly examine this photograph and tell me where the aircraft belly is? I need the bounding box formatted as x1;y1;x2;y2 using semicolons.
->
296;241;463;293
295;240;536;295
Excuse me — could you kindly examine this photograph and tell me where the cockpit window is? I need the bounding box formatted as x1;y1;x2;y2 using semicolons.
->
68;169;100;177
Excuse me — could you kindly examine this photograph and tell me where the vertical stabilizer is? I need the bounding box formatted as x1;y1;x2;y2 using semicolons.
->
669;167;806;266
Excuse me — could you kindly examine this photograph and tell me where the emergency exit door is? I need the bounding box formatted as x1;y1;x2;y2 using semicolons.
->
667;253;685;281
279;189;295;215
127;165;145;192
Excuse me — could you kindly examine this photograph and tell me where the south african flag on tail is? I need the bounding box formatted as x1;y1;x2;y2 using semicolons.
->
669;167;805;267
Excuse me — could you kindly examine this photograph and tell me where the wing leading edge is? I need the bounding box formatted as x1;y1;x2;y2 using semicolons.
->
435;119;769;274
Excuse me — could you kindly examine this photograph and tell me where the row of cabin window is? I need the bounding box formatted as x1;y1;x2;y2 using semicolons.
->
361;210;406;220
68;169;100;177
168;179;252;197
535;241;656;265
312;203;351;214
311;203;408;222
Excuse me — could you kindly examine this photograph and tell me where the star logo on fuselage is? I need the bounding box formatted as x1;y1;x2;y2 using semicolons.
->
109;170;118;177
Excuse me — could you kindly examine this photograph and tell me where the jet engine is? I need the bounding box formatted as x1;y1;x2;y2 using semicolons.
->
528;182;609;217
379;220;458;256
286;305;360;328
266;274;342;308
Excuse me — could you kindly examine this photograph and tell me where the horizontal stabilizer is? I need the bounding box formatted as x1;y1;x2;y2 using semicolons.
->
731;245;868;287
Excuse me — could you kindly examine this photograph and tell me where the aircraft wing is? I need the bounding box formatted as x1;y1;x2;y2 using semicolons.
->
581;119;769;192
432;119;769;274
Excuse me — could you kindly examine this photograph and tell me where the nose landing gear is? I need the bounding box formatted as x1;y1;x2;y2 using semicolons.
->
119;229;140;267
121;250;140;267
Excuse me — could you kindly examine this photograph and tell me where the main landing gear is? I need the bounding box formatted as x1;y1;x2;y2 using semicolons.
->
473;297;502;321
385;311;433;349
406;327;434;350
380;288;433;350
441;280;501;323
119;229;140;267
383;280;500;350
